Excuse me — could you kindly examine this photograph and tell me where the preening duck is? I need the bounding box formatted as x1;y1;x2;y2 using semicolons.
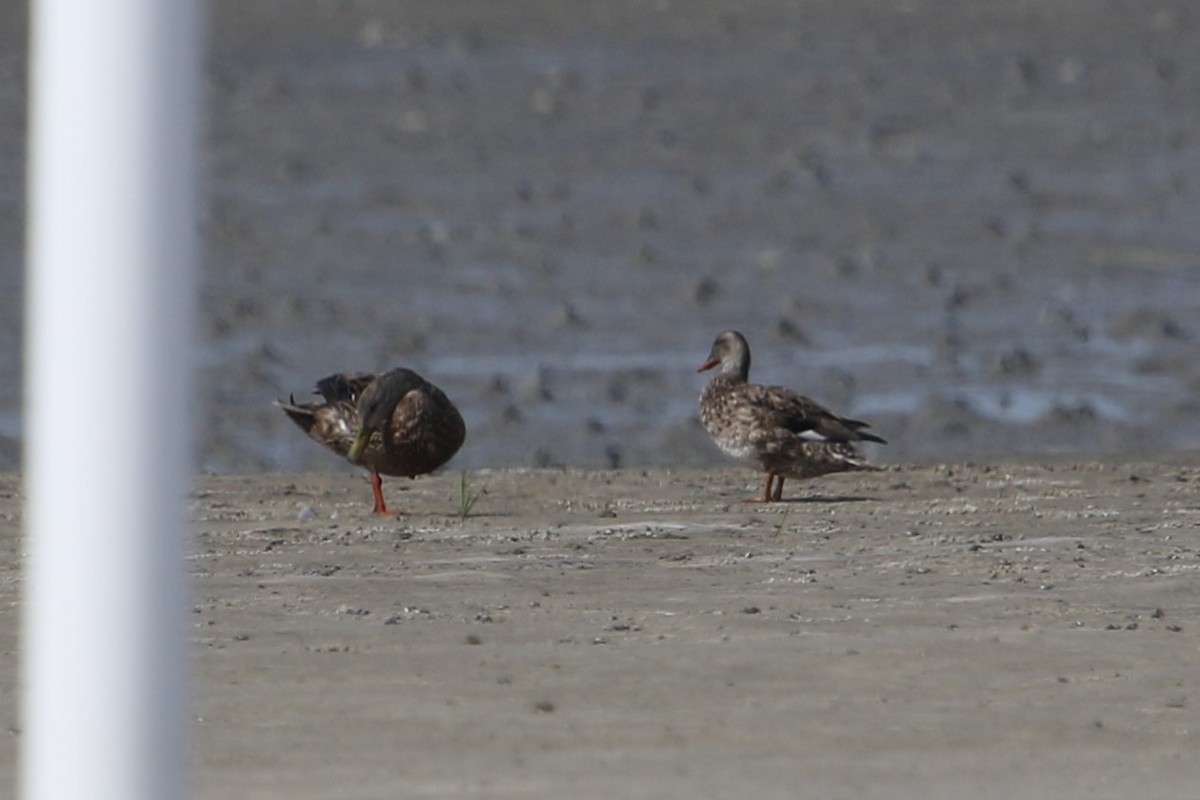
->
277;368;466;514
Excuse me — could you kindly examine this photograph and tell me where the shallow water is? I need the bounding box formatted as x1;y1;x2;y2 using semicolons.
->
2;1;1199;472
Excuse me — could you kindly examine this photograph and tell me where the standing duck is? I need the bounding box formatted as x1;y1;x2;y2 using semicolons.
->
698;330;885;502
277;368;466;515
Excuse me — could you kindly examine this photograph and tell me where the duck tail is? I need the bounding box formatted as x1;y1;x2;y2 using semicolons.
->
275;397;318;435
839;416;887;445
826;442;883;471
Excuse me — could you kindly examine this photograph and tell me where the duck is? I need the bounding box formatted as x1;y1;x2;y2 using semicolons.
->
697;330;885;502
277;368;466;515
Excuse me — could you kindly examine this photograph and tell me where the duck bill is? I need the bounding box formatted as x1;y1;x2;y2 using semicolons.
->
696;357;719;373
347;427;373;463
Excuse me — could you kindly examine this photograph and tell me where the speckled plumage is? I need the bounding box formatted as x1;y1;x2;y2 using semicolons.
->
277;368;466;514
698;330;885;502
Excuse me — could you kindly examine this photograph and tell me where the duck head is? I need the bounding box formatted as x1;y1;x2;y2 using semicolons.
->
697;330;751;380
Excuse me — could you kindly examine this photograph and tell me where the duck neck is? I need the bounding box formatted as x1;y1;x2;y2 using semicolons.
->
721;352;750;383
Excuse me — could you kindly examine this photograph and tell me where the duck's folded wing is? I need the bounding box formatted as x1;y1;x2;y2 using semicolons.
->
748;385;886;444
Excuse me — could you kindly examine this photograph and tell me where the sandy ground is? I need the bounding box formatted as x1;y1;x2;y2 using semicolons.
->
2;461;1200;798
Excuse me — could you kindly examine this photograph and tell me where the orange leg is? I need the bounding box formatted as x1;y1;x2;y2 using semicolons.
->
370;472;397;516
752;472;777;503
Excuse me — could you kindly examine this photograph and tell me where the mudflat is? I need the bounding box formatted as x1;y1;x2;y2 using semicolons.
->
6;1;1200;473
2;462;1199;798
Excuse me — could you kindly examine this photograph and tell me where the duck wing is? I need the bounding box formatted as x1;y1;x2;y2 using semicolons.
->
744;384;887;445
380;377;467;475
314;371;377;404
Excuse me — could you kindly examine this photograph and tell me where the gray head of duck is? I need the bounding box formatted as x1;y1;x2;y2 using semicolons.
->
697;330;751;380
346;368;426;462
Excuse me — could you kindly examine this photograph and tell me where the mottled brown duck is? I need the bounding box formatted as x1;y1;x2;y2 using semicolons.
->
277;368;466;514
698;330;885;502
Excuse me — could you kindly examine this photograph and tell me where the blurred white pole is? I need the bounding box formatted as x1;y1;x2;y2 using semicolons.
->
23;0;200;798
